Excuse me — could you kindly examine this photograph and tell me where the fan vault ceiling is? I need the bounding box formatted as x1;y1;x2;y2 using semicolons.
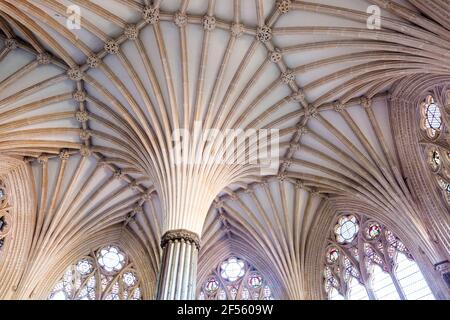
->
0;0;449;299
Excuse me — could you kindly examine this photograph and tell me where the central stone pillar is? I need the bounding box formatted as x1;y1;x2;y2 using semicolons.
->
157;229;200;300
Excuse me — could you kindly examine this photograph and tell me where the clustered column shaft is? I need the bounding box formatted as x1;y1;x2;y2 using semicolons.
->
157;229;200;300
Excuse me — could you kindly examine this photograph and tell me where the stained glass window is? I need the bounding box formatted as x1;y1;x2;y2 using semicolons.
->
198;257;274;300
48;245;141;300
420;93;450;205
323;214;435;300
421;95;442;138
334;215;359;244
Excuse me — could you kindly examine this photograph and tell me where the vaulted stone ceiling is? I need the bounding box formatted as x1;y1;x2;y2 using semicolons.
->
0;0;449;299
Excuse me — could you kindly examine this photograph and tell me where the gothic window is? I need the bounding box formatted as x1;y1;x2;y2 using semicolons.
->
198;257;274;300
420;93;450;205
48;245;142;300
323;214;435;300
0;180;11;252
421;95;442;138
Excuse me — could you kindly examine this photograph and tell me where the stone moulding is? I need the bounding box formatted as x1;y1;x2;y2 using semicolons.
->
160;229;201;250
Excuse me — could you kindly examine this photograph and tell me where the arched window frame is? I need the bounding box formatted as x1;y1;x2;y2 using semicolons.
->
48;245;142;300
323;214;435;300
419;93;450;205
198;256;274;300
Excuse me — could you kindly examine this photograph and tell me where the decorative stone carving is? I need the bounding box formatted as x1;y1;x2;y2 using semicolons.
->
291;90;305;102
104;40;119;55
124;25;139;40
218;211;227;223
132;204;143;215
276;0;292;14
37;52;51;65
129;180;139;191
80;145;91;157
281;160;292;171
161;229;201;250
87;55;100;69
231;23;244;38
295;180;304;190
113;169;124;180
59;149;70;160
141;192;152;201
360;96;373;109
5;38;18;50
281;70;295;84
75;110;89;123
269;49;282;63
305;106;318;119
229;193;239;201
37;154;48;164
333;100;345;113
143;6;160;24
256;26;272;42
278;172;287;181
73;90;87;102
174;12;187;27
203;15;216;31
244;187;254;195
67;67;84;81
79;130;92;141
296;123;309;136
214;199;224;209
290;142;300;152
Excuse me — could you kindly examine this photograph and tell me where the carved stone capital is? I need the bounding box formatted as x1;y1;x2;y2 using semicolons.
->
161;229;200;250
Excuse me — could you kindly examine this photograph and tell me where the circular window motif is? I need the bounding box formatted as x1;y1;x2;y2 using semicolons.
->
247;273;263;289
205;276;219;293
97;246;126;273
123;272;137;287
220;257;245;282
334;215;359;244
76;259;93;276
326;248;339;264
366;223;382;240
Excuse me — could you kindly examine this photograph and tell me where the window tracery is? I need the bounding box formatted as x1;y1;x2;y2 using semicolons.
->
198;257;274;300
0;180;11;252
48;245;141;300
419;94;450;204
323;214;435;300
